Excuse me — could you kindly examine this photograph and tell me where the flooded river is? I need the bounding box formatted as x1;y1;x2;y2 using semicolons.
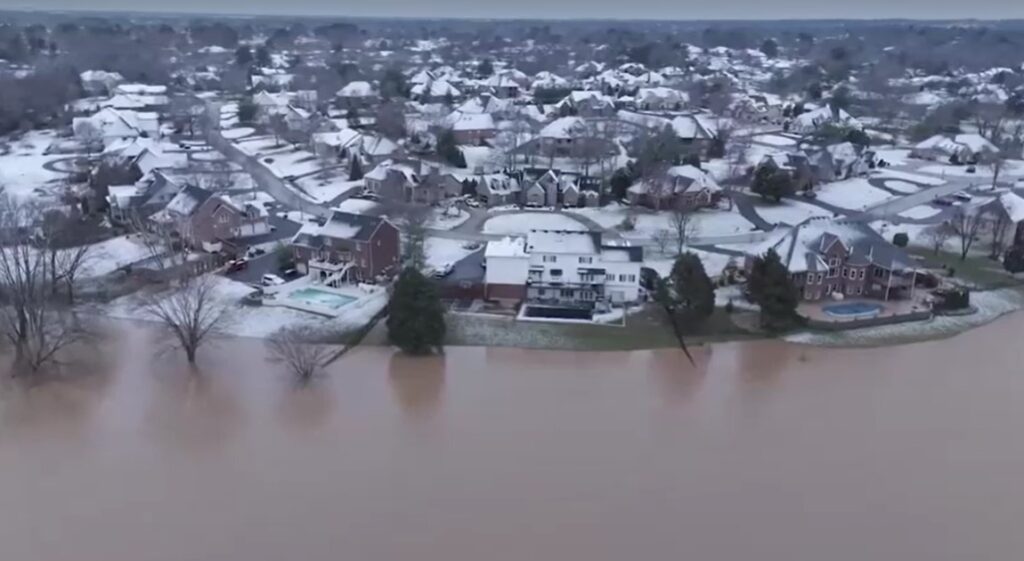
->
1;315;1024;561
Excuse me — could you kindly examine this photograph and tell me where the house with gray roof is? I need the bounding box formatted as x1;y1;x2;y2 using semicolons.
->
742;218;920;302
290;210;400;285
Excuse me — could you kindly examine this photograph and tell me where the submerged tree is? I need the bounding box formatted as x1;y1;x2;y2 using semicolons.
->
267;326;334;384
142;274;228;365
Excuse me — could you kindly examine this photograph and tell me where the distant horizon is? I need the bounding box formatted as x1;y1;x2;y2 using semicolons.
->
3;0;1024;22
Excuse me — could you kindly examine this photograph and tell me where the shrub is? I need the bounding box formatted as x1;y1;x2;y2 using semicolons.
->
892;232;909;247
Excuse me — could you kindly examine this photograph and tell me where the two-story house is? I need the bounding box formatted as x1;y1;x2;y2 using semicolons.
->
742;218;919;302
150;185;270;252
290;211;401;285
484;230;643;309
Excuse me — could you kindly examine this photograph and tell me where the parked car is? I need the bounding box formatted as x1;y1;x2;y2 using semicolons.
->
226;259;248;273
934;196;956;206
281;268;300;280
966;165;977;174
464;198;481;208
247;247;267;258
462;241;482;250
432;263;454;278
953;191;973;202
261;274;286;286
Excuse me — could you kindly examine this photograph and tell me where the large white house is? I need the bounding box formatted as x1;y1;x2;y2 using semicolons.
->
484;229;643;308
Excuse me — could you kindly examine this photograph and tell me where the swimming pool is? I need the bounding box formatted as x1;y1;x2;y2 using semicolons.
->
287;288;357;310
823;302;884;319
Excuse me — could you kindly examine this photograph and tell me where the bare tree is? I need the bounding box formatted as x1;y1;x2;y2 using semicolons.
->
668;202;699;255
990;211;1012;259
269;113;288;147
651;228;673;255
948;206;987;260
0;197;88;372
922;222;955;256
141;274;228;364
266;325;334;383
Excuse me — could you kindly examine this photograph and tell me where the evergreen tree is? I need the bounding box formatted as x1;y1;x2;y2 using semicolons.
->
609;167;633;200
437;129;466;168
234;46;253;67
237;99;258;124
760;38;779;58
751;165;795;202
255;45;272;67
669;253;716;328
387;268;446;355
349;157;363;180
477;58;494;78
747;249;800;331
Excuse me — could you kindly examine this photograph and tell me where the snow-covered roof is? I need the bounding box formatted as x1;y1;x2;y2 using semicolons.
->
115;83;167;95
313;128;363;148
337;81;376;98
485;236;528;258
446;111;496;131
539;116;588;139
292;211;390;246
411;79;461;98
745;218;914;274
790;105;862;132
526;229;600;255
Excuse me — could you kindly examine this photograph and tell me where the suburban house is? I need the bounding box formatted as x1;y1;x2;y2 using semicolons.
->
336;81;379;109
364;159;421;201
112;83;169;108
480;73;521;98
742;218;919;302
149;185;270;251
788;104;863;134
556;91;617;117
411;79;462;103
475;173;523;206
290;211;401;285
484;230;644;308
632;87;689;110
72;107;159;147
311;128;364;161
911;134;1000;163
446;111;497;145
106;169;185;223
456;94;514;118
524;170;587;208
80;70;124;96
758;151;834;191
627;165;722;209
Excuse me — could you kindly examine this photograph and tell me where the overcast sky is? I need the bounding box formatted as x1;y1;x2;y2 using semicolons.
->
4;0;1024;20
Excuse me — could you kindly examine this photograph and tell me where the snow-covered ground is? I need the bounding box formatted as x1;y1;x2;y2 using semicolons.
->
874;148;912;166
296;176;362;204
816;178;895;210
0;130;73;201
872;169;947;186
755;200;834;226
102;275;388;339
574;204;756;239
645;249;737;279
482;212;587;235
80;235;154;278
424;237;477;270
881;179;922;194
751;133;798;147
461;146;502;173
222;127;255;140
425;207;470;231
898;205;943;220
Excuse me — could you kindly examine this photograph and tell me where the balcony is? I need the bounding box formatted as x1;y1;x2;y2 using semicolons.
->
309;254;354;272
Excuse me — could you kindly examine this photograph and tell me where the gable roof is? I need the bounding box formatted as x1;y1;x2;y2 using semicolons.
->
745;218;915;274
291;210;391;247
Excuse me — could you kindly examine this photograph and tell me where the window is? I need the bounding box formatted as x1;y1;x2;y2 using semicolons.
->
816;273;823;284
846;284;855;295
618;274;636;283
828;267;838;279
859;269;866;280
560;289;575;298
628;274;636;283
550;269;563;277
842;267;848;278
543;255;557;263
537;289;546;296
579;257;593;264
856;286;863;295
829;257;839;267
806;275;814;285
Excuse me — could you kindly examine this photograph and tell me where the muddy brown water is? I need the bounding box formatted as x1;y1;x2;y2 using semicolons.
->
1;315;1023;561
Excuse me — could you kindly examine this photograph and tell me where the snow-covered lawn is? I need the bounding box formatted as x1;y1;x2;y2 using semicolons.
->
816;178;896;210
882;179;922;194
574;204;756;239
645;249;738;279
424;237;477;270
80;235;154;278
426;207;470;231
755;200;834;225
295;176;362;204
898;205;943;220
333;198;379;214
872;169;947;186
102;275;388;339
0;130;72;201
222;127;255;140
461;146;502;173
482;212;587;235
874;148;912;166
571;204;629;230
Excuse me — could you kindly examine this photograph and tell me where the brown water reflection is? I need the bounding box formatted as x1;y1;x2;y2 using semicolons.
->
1;317;1024;561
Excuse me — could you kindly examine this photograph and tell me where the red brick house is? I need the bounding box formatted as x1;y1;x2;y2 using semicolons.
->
151;185;270;251
290;210;400;285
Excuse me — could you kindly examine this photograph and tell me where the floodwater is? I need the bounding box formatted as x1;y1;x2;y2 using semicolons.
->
2;316;1024;561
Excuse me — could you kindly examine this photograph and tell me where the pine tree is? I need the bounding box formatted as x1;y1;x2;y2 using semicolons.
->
437;129;466;168
747;249;800;331
751;165;795;202
670;252;716;329
234;46;253;67
387;268;446;355
349;157;363;180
